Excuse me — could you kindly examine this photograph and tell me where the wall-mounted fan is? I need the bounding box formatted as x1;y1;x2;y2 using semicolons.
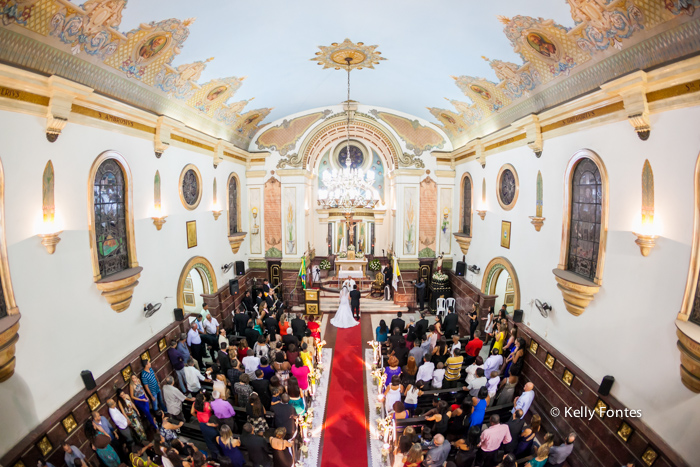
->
535;299;551;318
144;303;162;318
222;263;234;274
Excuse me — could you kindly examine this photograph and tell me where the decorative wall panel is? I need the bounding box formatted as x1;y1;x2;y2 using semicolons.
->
403;187;418;255
418;177;437;257
440;187;452;255
249;187;261;255
264;178;282;258
283;187;297;255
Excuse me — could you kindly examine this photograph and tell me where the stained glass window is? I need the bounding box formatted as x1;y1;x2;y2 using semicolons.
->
93;159;128;278
228;175;238;234
337;144;364;169
690;278;700;326
567;158;602;281
462;176;472;236
182;169;199;207
0;279;6;319
499;169;516;206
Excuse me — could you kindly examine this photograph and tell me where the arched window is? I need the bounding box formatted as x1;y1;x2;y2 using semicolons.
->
94;159;129;277
0;156;20;381
567;158;602;281
460;173;473;236
228;173;240;235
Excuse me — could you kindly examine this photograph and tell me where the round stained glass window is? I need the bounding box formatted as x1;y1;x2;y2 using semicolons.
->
496;164;519;210
179;164;202;210
337;144;365;169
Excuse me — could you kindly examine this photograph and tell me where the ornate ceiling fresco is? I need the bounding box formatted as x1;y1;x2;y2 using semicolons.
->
0;0;697;150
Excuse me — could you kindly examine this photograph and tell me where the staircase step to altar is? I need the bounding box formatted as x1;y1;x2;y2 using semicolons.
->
292;295;408;314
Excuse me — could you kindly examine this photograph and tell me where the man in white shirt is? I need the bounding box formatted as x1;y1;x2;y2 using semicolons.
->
450;335;461;356
242;352;261;376
187;322;204;368
513;382;535;418
202;312;220;353
482;348;503;380
432;362;445;389
107;399;133;443
415;354;435;385
463;368;487;397
184;358;207;393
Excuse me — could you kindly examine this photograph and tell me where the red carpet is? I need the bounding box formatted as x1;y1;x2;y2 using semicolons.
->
320;324;368;467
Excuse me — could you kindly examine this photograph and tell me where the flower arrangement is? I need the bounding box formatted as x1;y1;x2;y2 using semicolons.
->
369;259;382;271
338;251;347;258
432;271;448;281
319;259;331;270
356;251;364;259
348;245;355;251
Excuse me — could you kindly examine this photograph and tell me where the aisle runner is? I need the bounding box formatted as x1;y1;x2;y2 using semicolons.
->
319;325;368;467
298;348;333;467
365;349;388;467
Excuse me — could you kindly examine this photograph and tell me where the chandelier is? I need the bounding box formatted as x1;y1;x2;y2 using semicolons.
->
317;56;379;212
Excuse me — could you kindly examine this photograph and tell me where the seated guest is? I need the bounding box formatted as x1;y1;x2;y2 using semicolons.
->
376;319;389;342
477;415;512;466
465;356;484;385
63;442;87;467
424;434;451;467
497;375;519;405
240;422;272;467
464;330;483;365
432;362;445;389
390;311;406;334
504;409;525;453
545;433;576;467
513;382;536;418
463;368;488;397
526;445;551;467
211;390;236;430
251;369;272;409
415;353;434;386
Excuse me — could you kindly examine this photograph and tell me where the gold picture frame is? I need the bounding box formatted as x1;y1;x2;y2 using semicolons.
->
141;349;151;362
183;292;196;306
617;421;634;442
36;436;52;456
500;220;511;249
121;364;133;382
186;220;197;249
14;461;26;467
562;369;574;387
62;413;78;434
528;339;539;355
506;277;513;291
642;446;658;466
184;277;193;291
504;292;515;306
594;398;607;418
545;353;556;369
87;392;101;411
158;337;167;352
305;303;319;315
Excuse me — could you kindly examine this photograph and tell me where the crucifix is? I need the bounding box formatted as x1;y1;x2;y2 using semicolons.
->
341;211;360;250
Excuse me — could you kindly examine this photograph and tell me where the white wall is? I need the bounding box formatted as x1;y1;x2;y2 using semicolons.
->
452;106;700;465
0;111;249;457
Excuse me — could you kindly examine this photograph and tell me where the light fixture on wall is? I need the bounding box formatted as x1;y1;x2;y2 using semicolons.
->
476;209;487;220
212;207;222;221
37;161;62;254
212;178;222;220
37;228;62;254
151;205;167;231
632;160;658;256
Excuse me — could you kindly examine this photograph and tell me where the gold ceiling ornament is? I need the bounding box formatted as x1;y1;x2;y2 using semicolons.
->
311;38;386;70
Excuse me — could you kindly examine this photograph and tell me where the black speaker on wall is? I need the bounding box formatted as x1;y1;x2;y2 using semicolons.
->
81;370;96;390
229;278;239;295
455;261;466;276
513;309;523;323
235;261;245;276
174;308;184;321
599;375;615;396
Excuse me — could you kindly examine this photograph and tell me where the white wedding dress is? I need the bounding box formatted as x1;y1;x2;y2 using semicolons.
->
330;287;359;328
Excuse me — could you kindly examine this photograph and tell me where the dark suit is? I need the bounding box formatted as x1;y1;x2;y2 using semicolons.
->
250;377;271;409
349;289;361;318
263;316;279;336
242;296;254;313
414;281;426;310
443;312;460;339
271;403;297;439
390;317;405;334
505;417;525;453
217;350;232;375
241;433;272;467
234;312;249;336
384;266;393;298
245;327;260;347
415;318;429;338
282;334;299;349
291;318;307;340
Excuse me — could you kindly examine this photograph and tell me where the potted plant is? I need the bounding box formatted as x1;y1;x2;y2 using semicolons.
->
369;259;381;271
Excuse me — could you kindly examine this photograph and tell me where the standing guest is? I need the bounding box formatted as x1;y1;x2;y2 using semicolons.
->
162;376;193;422
482;348;504;381
384;356;402;390
498;304;508;321
414;277;427;311
465;356;484;385
251;369;272;408
245;322;261;349
300;343;313;369
492;322;506;355
287;377;306;415
444;348;464;389
242;348;261;376
376;319;389;343
63;443;87;467
218;342;233;376
246;393;269;435
37;460;56;467
141;360;164;413
415;353;434;386
183;358;207;394
108;399;134;445
91;410;117;442
269;427;294;467
263;312;279;337
241;422;272;467
116;389;147;443
415;313;429;339
216;425;245;467
242;290;255;314
191;393;219;456
259;356;275;380
129;374;157;429
291;313;307;340
282;327;299;349
514;414;541;457
497;375;519;405
290;357;310;395
384;375;403;414
307;316;321;340
513;382;536;418
450;335;461;357
202;312;220;353
463;368;488;397
85;422;120;467
427;325;439;351
402;380;424;415
477;415;512;466
254;336;271;360
402;356;418;384
464;330;483;365
234;373;254;407
237;338;250;359
393;338;410;367
403;443;423;467
482;307;495;346
504;338;525;377
503;328;518;360
128;443;156;467
409;337;426;365
176;333;197;371
285;343;299;366
424;434;451;467
218;329;229;350
545;433;576;467
454;426;481;467
167;340;188;394
504;410;525;454
271;394;297;439
425;400;451;435
468;304;479;338
526;446;551;467
157;412;183;445
272;351;292;389
432;362;445;389
431;337;450;366
227;358;244;385
487;371;501;403
211;390;236;431
388;328;403;351
390;312;406;334
211;368;230;401
469;387;490;428
443;308;459;339
234;307;249;336
187;322;204;369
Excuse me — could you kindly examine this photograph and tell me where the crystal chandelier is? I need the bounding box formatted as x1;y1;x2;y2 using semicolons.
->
317;57;379;212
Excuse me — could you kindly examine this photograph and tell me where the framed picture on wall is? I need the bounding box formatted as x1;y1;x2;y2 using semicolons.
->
506;277;513;292
184;277;193;291
186;221;197;249
183;292;196;306
504;292;515;306
500;221;511;249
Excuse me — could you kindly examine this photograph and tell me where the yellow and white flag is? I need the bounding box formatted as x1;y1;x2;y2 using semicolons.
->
392;256;401;290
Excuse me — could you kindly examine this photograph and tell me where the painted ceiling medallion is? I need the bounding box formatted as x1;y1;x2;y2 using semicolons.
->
311;38;386;70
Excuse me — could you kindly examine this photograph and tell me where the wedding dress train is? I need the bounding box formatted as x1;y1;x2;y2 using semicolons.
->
330;287;359;328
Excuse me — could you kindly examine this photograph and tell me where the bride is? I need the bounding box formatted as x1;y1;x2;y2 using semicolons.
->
330;286;359;328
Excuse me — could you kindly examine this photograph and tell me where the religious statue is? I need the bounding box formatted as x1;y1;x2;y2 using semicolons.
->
436;252;444;272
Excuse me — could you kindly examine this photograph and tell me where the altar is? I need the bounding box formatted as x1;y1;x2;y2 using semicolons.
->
335;258;368;275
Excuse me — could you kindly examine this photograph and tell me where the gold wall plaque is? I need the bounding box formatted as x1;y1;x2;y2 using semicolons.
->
500;220;512;249
617;421;633;442
187;220;198;248
529;339;539;355
305;303;319;315
642;446;658;466
87;392;101;411
158;337;167;352
562;369;574;387
36;436;52;456
594;398;607;418
121;364;133;382
62;413;78;434
141;350;151;362
545;353;555;370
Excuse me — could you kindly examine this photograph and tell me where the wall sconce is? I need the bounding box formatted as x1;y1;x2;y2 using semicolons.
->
633;231;657;256
37;227;62;254
212;205;222;221
38;160;62;254
476;210;487;220
151;205;167;231
633;160;657;257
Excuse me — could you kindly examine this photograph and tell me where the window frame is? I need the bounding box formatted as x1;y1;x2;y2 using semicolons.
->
459;172;473;237
227;172;242;235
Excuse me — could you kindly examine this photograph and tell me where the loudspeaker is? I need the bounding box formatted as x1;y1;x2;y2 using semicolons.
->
229;278;239;295
599;375;615;396
174;307;184;321
513;309;523;323
235;261;245;276
456;261;466;276
81;370;96;390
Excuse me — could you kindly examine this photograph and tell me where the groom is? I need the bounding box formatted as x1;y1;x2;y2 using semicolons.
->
350;284;361;320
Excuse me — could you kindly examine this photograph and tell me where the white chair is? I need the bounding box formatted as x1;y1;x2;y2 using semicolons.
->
446;297;456;312
436;297;447;318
